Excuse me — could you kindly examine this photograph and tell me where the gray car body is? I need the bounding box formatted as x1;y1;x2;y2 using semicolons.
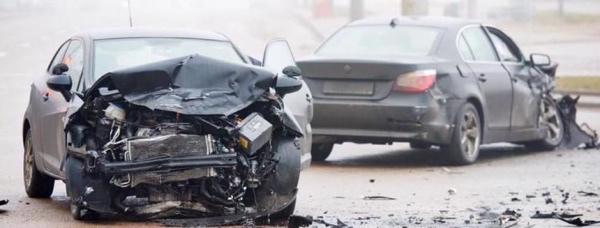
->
298;16;549;147
23;28;312;180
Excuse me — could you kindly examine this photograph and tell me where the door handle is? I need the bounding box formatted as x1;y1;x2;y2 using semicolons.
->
477;74;487;82
511;77;518;83
43;93;49;102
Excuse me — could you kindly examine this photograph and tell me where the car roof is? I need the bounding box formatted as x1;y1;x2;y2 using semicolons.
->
71;27;231;41
347;16;479;30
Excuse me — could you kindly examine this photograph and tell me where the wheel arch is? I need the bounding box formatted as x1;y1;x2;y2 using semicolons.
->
23;119;31;145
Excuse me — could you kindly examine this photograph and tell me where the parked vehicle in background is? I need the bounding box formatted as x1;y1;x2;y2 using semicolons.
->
298;16;562;165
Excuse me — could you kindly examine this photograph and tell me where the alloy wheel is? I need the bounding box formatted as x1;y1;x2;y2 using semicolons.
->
460;110;480;158
540;98;561;144
24;135;34;190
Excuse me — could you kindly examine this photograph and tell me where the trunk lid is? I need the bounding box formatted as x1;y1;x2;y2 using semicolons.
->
297;56;438;100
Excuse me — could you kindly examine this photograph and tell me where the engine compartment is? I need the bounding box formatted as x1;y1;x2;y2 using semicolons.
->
65;87;300;218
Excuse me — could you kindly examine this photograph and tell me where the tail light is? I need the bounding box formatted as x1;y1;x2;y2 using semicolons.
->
392;69;436;93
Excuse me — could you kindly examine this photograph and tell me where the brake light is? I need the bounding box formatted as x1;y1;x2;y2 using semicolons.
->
392;69;436;93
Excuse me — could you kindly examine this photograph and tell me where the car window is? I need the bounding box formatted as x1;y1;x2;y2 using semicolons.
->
461;27;498;62
47;41;70;73
457;35;475;61
62;40;84;91
316;25;443;57
93;38;244;78
488;31;521;63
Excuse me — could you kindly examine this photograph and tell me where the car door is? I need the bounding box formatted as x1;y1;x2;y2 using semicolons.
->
262;39;313;169
485;27;539;130
460;25;512;130
40;39;85;176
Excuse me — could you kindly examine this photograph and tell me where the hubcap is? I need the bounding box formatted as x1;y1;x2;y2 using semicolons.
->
540;98;561;143
24;136;34;189
460;111;480;158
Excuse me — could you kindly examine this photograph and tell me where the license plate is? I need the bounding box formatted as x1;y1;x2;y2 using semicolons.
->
323;81;374;96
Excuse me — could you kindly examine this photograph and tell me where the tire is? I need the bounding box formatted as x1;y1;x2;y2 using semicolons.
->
410;142;432;150
311;143;334;162
24;129;55;198
524;97;564;151
70;203;100;221
270;199;296;219
441;103;481;166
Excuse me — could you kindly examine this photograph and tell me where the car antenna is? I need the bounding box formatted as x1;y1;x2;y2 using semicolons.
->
128;0;134;27
389;18;398;28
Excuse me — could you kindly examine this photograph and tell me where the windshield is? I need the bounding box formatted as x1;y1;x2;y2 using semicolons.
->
316;25;443;57
93;38;244;78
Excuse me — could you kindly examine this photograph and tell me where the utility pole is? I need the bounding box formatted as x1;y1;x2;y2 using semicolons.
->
401;0;429;16
558;0;564;16
350;0;364;21
467;0;477;19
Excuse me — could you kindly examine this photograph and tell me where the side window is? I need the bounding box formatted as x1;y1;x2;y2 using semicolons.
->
457;35;475;61
62;40;84;91
461;27;498;62
47;41;70;73
488;31;521;63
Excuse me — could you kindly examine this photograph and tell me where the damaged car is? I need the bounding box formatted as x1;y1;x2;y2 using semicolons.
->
22;28;312;220
298;16;563;165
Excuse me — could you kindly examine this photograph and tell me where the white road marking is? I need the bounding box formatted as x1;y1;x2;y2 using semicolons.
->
0;52;6;58
20;42;31;48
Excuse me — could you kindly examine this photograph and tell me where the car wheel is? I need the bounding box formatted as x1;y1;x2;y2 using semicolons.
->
70;203;100;221
311;143;334;162
441;103;481;165
410;142;432;150
24;129;55;198
269;199;296;219
524;97;564;151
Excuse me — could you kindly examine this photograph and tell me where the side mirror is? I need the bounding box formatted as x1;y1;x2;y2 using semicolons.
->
47;74;73;101
275;75;303;97
282;65;302;78
530;53;551;66
51;63;69;75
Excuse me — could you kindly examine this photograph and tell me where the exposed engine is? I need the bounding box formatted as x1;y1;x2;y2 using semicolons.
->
66;88;299;218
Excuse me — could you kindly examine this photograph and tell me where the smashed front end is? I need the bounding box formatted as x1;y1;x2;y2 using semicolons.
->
64;55;302;219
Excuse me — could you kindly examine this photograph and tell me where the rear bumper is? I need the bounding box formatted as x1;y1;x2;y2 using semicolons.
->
311;93;464;145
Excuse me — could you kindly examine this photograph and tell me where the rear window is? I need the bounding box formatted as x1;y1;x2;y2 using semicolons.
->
316;25;443;57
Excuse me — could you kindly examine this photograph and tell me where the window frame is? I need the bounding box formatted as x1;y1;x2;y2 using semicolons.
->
62;38;86;92
46;40;71;73
484;26;525;65
456;24;502;64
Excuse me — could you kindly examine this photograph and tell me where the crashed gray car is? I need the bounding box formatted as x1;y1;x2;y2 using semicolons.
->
299;17;563;165
22;28;312;220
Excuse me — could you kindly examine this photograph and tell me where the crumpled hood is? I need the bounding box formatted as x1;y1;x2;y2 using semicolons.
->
86;54;275;116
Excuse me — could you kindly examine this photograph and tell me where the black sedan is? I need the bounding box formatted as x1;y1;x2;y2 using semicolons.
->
298;16;562;165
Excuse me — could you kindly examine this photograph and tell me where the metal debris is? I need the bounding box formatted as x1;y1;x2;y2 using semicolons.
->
555;214;600;227
577;191;599;197
531;211;582;219
362;196;396;200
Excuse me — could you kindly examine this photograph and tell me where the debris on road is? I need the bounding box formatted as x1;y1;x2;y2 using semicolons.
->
555;214;600;227
545;198;555;204
562;192;570;204
577;191;599;197
526;194;536;199
0;199;7;206
511;197;522;202
362;196;396;200
531;211;582;219
448;188;457;195
287;215;351;228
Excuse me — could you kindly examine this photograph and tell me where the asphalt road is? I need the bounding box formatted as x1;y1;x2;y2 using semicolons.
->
1;1;599;227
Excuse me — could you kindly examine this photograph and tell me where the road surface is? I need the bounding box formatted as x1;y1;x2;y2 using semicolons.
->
0;1;599;227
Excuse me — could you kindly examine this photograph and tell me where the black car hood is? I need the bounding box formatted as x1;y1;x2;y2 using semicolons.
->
86;54;275;116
